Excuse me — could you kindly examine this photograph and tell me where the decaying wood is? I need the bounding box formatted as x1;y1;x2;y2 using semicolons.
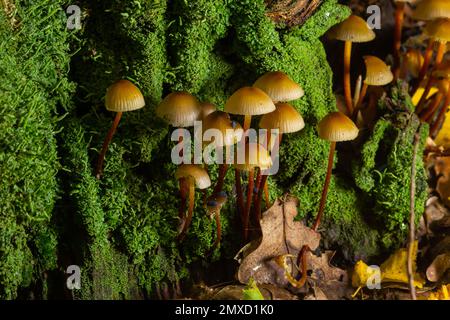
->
265;0;322;27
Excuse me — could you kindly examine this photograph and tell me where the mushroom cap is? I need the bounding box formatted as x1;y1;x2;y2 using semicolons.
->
317;112;359;142
433;60;450;79
200;102;217;120
156;91;201;127
413;0;450;20
253;71;304;102
327;15;376;43
259;103;305;134
175;164;211;189
363;56;394;86
436;79;449;92
206;191;228;211
404;49;424;78
233;143;272;171
105;80;145;112
202;111;243;147
423;18;450;43
224;87;276;116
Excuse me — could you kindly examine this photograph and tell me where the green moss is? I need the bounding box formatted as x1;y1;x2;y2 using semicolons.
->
0;0;74;298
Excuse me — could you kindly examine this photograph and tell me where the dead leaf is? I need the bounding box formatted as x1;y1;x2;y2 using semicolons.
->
434;157;450;207
426;253;450;282
427;284;450;300
237;196;320;287
211;284;298;300
306;251;352;300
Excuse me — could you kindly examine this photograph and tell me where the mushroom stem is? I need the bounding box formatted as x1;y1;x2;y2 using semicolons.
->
96;111;123;179
243;169;255;241
214;164;228;194
243;115;252;133
178;182;195;242
416;77;435;114
294;245;310;288
312;141;336;231
344;41;353;114
421;93;443;123
356;83;369;112
178;177;188;220
211;210;222;250
235;168;245;220
416;42;446;111
254;174;268;222
431;89;450;137
264;181;270;208
414;39;434;92
393;2;406;78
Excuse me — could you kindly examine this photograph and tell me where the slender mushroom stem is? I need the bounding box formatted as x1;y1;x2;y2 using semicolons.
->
211;210;222;250
312;141;336;231
421;93;443;123
416;77;435;114
178;182;195;242
344;41;353;115
214;164;228;194
264;182;270;208
356;83;369;112
353;75;362;108
431;89;450;137
416;42;446;111
178;177;188;220
235;168;244;220
294;245;310;288
393;2;406;79
254;174;268;222
243;169;254;241
414;39;434;93
243;115;252;133
96;111;123;179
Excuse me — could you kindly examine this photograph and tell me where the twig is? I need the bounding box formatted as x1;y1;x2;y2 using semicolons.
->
407;129;420;301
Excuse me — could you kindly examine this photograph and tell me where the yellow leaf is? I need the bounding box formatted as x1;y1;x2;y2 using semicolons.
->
411;85;438;107
428;284;450;300
380;241;425;288
352;260;370;288
435;113;450;148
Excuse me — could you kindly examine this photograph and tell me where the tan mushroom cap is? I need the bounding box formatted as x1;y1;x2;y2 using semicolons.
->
175;164;211;189
413;0;450;20
156;91;201;127
363;56;394;86
224;87;276;116
404;49;424;78
200;102;217;120
433;60;450;79
327;15;376;43
233;143;272;171
202;111;243;147
105;80;145;112
317;112;359;142
424;18;450;43
259;103;305;134
253;71;304;102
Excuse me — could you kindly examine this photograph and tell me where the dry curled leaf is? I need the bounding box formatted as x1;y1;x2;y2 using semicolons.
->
237;196;320;287
426;253;450;282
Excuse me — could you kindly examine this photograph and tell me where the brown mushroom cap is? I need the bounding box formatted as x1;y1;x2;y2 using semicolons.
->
175;164;211;189
202;111;243;147
433;60;450;79
224;87;276;116
259;103;305;134
317;112;359;142
327;15;376;43
156;91;201;127
233;143;272;171
105;80;145;112
363;56;394;86
200;102;217;120
436;79;449;92
253;71;304;102
424;18;450;43
413;0;450;20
